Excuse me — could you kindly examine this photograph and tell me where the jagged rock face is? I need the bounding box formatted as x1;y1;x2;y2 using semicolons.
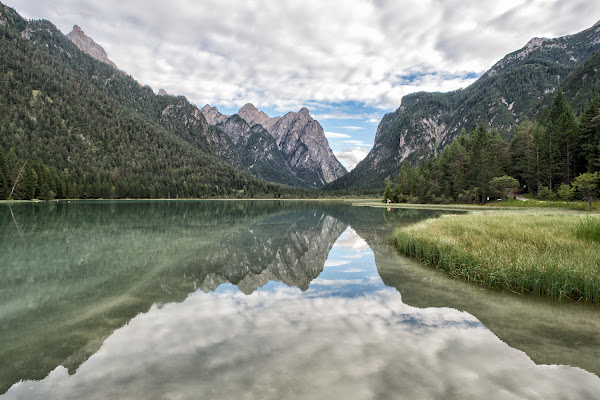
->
215;114;303;186
66;25;117;69
241;125;281;164
237;103;280;132
201;103;347;186
218;114;251;144
157;89;168;96
200;104;229;125
269;107;347;185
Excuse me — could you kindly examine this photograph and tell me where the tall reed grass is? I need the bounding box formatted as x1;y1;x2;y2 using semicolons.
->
393;213;600;303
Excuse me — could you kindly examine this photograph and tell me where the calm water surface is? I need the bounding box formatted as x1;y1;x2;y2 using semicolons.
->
1;201;599;399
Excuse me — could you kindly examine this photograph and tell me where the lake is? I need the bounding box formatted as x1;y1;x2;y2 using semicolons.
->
1;200;599;399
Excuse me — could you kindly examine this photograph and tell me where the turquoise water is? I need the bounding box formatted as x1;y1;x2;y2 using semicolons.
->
1;201;599;399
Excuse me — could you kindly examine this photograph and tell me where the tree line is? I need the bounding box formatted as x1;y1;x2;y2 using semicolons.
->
384;89;600;204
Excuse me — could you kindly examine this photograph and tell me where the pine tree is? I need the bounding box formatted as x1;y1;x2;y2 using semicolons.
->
468;125;491;202
542;89;579;188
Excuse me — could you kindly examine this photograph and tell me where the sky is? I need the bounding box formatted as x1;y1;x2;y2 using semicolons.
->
5;1;600;170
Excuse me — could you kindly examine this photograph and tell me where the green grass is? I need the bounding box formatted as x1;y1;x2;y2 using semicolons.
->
393;212;600;303
576;217;600;244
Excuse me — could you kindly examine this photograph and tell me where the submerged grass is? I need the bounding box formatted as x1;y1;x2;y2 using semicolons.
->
393;213;600;303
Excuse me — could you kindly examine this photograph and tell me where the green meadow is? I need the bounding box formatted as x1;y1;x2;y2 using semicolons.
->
393;211;600;303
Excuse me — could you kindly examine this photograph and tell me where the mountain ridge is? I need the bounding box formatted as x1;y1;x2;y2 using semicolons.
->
202;103;347;187
327;20;600;190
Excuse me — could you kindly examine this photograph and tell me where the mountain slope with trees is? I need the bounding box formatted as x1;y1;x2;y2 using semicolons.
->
0;3;289;200
383;87;600;205
328;21;600;191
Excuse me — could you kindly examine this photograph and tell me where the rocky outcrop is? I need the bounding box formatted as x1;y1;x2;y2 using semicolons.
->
237;103;280;132
218;114;251;144
200;104;229;125
66;25;117;69
213;114;304;186
157;89;168;96
201;103;347;187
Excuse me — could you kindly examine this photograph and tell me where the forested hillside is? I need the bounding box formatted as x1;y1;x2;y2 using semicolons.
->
0;4;291;200
383;89;600;204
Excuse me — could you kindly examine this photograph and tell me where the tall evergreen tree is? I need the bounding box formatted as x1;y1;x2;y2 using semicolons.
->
542;89;579;188
579;93;600;173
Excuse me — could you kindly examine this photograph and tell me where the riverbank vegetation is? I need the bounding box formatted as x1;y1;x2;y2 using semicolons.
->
393;212;600;303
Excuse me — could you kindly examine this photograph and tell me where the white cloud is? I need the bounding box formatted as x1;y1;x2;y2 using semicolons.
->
313;112;366;120
5;0;600;117
311;278;367;286
324;131;352;140
343;140;372;148
324;259;351;267
334;147;371;171
341;126;364;131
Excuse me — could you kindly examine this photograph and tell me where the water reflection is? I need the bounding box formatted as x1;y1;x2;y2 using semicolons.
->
377;246;600;378
1;201;599;399
5;288;599;399
0;201;350;392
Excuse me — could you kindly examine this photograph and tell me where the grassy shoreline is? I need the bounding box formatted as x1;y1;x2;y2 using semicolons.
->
358;198;600;212
393;212;600;303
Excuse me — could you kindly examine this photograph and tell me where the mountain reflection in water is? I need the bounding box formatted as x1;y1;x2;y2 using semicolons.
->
1;201;599;399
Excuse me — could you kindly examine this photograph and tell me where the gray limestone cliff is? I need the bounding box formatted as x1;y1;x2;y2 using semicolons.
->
66;25;117;69
200;104;229;125
210;114;305;186
201;103;347;187
268;107;347;186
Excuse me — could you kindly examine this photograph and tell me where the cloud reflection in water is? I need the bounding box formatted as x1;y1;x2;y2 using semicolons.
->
5;289;600;400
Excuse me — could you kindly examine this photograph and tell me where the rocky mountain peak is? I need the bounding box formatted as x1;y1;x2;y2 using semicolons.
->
201;104;228;125
268;107;347;184
238;103;275;129
239;103;259;114
200;103;347;186
66;25;117;69
157;89;168;96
